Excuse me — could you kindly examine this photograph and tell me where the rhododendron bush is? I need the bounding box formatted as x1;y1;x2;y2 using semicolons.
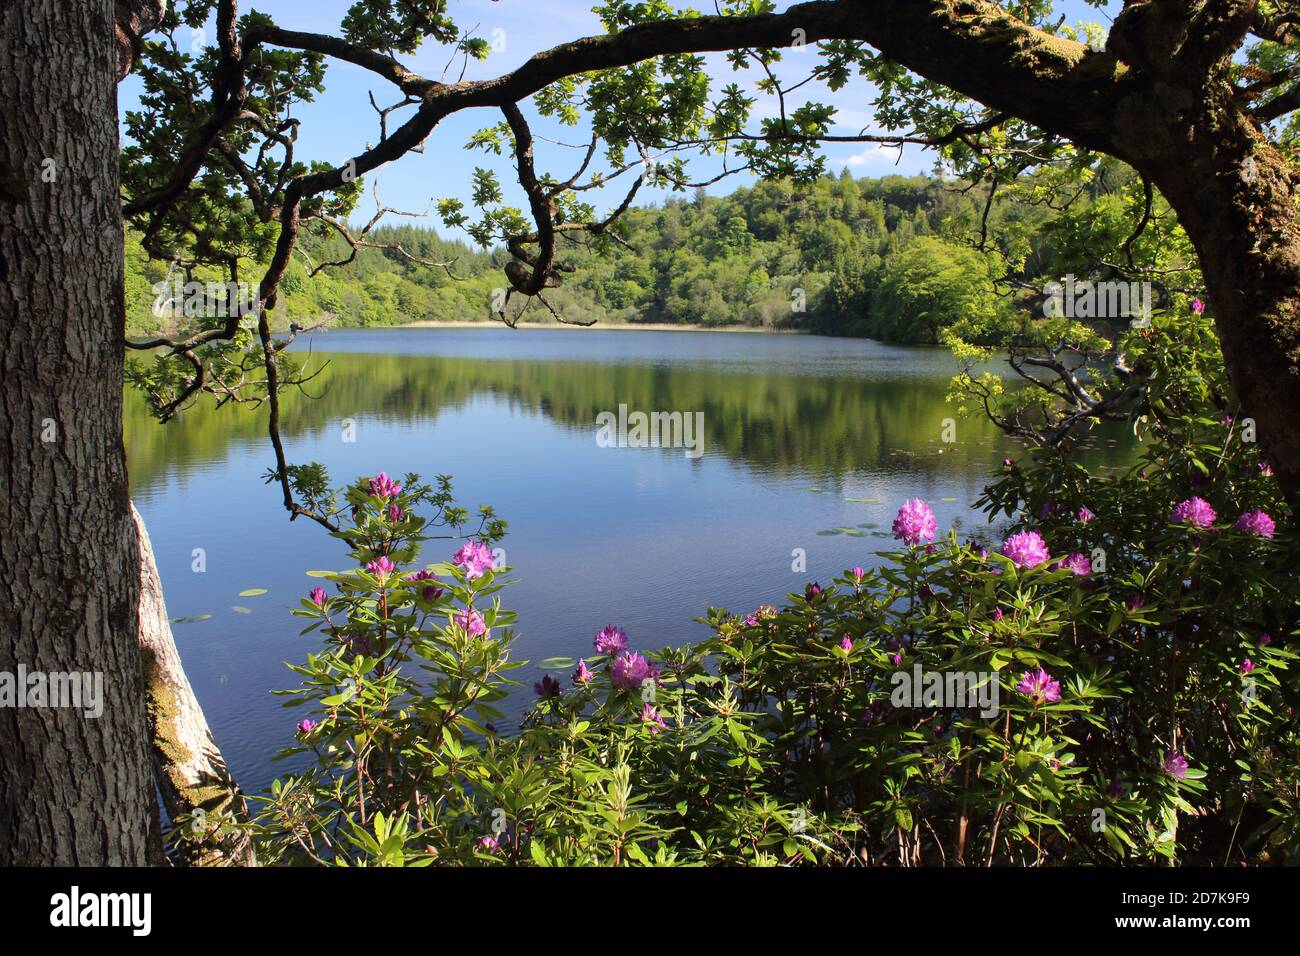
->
249;310;1300;866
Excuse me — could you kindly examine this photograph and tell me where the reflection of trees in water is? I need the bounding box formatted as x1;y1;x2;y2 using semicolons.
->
125;351;1137;489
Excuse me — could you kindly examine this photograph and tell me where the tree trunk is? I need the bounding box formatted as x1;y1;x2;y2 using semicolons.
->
134;503;256;865
0;0;156;864
1136;90;1300;508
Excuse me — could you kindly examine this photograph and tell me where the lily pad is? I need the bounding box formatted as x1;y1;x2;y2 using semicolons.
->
539;657;577;670
170;613;213;624
231;605;252;615
238;588;268;597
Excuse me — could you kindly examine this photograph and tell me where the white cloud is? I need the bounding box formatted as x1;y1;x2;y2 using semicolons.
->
836;143;904;168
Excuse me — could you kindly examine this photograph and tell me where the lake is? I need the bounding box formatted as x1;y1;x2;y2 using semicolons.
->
125;327;1133;794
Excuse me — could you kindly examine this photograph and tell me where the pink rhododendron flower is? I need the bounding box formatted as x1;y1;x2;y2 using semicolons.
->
1077;506;1095;524
640;703;668;734
368;472;402;500
1240;658;1255;674
1259;633;1272;647
452;539;496;580
743;614;759;627
296;719;317;735
1191;298;1205;314
454;608;486;637
1171;497;1216;528
309;586;328;607
851;566;865;581
892;498;938;546
1001;530;1051;569
367;555;395;580
1038;499;1065;520
1163;749;1189;780
478;834;500;852
409;568;443;601
991;607;1004;621
1016;667;1061;706
610;651;655;691
388;504;403;522
1059;552;1092;576
839;635;853;652
1235;508;1275;539
593;624;629;655
533;674;561;698
573;659;594;685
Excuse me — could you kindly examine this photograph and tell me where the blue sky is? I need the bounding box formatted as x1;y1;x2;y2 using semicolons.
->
119;1;1116;241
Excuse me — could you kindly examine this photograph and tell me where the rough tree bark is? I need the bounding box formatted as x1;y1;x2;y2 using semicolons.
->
114;0;166;80
1117;56;1300;508
133;504;255;866
1164;135;1300;506
0;0;156;864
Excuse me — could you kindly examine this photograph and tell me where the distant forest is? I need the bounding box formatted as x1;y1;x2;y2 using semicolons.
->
125;164;1162;345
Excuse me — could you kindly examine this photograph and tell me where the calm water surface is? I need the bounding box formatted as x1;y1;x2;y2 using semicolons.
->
125;327;1132;793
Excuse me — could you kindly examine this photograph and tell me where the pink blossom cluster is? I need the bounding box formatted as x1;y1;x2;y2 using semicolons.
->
368;472;402;500
1001;530;1051;569
1016;667;1061;706
892;498;938;547
453;539;496;580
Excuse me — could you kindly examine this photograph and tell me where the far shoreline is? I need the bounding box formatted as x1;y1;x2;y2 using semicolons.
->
390;319;807;333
